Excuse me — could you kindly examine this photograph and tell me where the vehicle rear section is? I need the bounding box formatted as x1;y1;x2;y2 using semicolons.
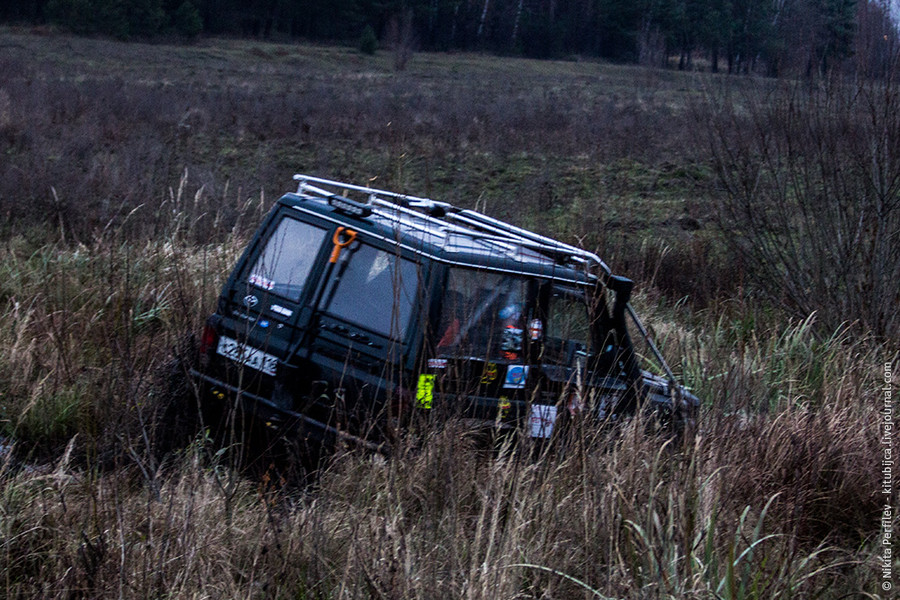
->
193;200;428;449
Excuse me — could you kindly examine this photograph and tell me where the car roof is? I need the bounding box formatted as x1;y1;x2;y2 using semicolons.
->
277;175;612;285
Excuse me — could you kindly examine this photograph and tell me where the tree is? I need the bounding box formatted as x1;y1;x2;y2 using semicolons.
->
173;1;202;38
705;65;900;341
128;0;166;34
726;0;772;74
769;0;857;76
0;1;46;22
46;0;166;37
359;23;378;53
854;0;900;77
595;0;644;61
10;0;895;77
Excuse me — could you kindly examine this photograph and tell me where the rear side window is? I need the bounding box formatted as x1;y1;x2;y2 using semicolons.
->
323;244;420;339
248;217;328;302
437;269;528;361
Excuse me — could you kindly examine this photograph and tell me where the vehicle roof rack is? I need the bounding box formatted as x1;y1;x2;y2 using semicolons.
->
293;174;611;276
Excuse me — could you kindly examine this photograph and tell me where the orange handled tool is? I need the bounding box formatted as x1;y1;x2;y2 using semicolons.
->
329;227;357;263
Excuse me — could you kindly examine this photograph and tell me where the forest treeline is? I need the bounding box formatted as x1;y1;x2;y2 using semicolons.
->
1;0;897;75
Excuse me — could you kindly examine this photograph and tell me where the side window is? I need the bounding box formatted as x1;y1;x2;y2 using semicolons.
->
437;269;528;361
323;244;419;339
543;285;592;366
248;217;328;302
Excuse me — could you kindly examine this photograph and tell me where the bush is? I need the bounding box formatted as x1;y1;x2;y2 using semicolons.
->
359;24;377;55
704;70;900;342
172;1;202;39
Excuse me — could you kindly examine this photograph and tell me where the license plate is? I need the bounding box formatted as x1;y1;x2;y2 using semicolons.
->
216;336;278;376
529;404;557;438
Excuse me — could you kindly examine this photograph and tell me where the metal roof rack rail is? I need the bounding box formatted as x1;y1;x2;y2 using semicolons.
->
292;174;610;273
294;174;451;214
445;209;611;276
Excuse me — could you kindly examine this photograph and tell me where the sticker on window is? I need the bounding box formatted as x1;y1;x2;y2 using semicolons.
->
481;362;499;384
498;396;511;418
270;304;293;318
366;251;390;283
249;273;274;290
529;319;543;340
503;365;529;389
416;374;435;409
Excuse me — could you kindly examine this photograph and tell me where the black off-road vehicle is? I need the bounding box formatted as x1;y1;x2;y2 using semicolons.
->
191;175;698;451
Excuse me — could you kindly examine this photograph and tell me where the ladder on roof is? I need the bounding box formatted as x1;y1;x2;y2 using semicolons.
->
293;174;611;275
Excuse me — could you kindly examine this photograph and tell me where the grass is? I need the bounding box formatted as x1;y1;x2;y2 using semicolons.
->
0;381;887;597
0;28;895;598
1;26;730;302
0;27;714;224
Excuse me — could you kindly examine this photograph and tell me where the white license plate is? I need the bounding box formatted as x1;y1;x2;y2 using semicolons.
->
216;336;278;376
529;404;558;438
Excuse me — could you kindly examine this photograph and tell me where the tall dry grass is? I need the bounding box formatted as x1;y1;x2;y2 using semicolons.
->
0;31;893;599
0;33;708;246
0;369;888;598
0;174;255;463
0;192;891;596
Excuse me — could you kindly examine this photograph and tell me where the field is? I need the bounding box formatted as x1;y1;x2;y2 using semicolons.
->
0;28;895;598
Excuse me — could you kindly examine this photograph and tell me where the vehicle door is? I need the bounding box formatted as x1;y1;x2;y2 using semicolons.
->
216;213;331;398
427;268;535;423
303;230;424;427
532;282;595;436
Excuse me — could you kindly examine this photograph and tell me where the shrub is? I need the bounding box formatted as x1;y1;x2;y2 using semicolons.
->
704;70;900;342
359;24;377;55
172;1;202;39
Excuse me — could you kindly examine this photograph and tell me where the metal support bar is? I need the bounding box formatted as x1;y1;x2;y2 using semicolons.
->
457;209;612;276
625;303;680;400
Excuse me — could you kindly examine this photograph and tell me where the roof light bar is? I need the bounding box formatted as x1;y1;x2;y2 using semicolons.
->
328;194;372;218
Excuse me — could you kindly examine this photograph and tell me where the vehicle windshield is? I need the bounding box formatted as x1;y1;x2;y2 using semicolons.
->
437;269;528;361
248;217;327;302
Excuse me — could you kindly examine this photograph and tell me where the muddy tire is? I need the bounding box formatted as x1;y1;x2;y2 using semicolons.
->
152;335;206;457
